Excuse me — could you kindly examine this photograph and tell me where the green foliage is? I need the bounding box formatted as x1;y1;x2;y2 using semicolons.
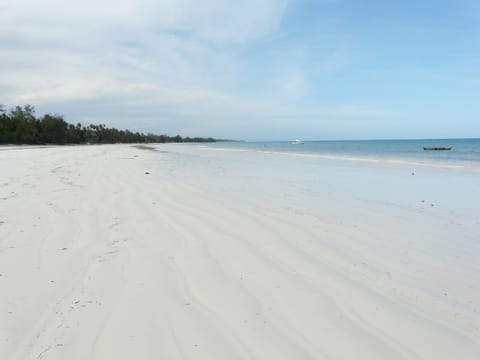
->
39;114;67;144
0;104;216;145
0;105;39;144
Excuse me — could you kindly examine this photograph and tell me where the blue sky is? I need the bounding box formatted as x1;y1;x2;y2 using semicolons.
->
1;0;479;140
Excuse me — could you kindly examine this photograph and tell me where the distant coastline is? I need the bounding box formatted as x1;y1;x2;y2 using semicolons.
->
0;104;216;145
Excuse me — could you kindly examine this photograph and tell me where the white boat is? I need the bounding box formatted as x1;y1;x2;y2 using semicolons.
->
291;139;304;145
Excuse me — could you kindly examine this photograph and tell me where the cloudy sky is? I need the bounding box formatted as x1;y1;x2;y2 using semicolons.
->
1;0;479;140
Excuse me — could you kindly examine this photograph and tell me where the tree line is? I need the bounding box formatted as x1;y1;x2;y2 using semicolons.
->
0;105;216;145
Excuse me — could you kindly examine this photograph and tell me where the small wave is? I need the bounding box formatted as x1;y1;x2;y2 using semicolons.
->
263;150;480;170
199;147;250;153
199;145;480;171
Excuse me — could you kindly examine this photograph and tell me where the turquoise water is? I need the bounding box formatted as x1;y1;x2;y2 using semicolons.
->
202;138;480;167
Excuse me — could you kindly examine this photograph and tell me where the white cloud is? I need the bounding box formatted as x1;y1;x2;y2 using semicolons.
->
0;0;288;42
0;0;388;139
0;0;288;95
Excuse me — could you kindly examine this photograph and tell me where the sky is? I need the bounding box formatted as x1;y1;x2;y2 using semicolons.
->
1;0;479;140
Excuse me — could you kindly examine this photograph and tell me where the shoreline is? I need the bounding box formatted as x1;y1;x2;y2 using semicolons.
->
1;144;479;359
200;145;480;171
2;142;480;171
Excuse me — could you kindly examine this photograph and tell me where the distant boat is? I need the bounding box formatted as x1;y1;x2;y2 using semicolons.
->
423;146;452;151
291;139;304;145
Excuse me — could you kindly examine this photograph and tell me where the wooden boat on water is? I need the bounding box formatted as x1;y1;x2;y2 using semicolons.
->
423;146;452;151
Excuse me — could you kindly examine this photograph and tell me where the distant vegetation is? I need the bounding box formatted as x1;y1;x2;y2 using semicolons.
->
0;104;216;145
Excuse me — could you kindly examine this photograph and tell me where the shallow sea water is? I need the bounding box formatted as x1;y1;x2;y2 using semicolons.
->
199;138;480;169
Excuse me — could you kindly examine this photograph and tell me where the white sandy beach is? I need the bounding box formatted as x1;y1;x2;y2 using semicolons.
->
1;144;479;360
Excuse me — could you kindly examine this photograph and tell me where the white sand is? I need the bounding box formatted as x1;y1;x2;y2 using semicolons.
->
1;144;479;360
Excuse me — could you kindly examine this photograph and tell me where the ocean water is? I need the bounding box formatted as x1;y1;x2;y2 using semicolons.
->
200;138;480;169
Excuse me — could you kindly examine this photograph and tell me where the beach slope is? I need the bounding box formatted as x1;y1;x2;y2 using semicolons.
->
1;144;479;360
